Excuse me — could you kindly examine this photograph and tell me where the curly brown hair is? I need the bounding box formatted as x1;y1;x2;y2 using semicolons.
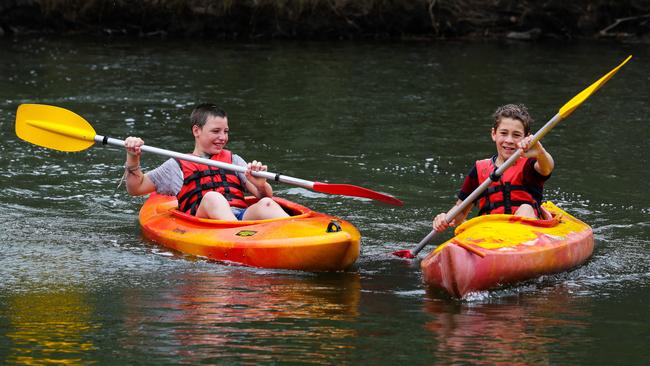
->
492;104;533;136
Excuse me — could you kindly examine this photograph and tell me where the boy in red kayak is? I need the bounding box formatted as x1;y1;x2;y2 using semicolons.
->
123;103;289;221
432;104;554;232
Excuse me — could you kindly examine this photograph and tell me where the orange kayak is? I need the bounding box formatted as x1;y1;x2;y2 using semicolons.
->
139;193;361;271
421;202;594;298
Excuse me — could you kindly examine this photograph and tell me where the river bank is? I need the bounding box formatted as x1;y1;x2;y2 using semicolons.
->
1;0;648;42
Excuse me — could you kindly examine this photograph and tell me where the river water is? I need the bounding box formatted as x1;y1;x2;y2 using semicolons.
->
1;36;648;365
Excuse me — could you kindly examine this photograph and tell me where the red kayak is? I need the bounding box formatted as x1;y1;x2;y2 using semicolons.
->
421;202;594;298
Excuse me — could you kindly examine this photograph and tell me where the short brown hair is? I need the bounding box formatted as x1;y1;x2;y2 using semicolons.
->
492;104;533;136
190;103;227;131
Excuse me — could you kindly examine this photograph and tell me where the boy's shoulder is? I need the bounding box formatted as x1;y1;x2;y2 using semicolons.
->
231;153;246;166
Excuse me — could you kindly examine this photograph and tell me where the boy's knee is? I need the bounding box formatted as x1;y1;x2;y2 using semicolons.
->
203;191;227;204
258;197;274;207
515;204;535;218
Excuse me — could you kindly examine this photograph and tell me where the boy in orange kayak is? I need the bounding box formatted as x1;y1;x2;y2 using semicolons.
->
123;103;289;221
432;104;554;232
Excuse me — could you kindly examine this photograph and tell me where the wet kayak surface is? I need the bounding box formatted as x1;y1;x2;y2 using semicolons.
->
1;36;648;364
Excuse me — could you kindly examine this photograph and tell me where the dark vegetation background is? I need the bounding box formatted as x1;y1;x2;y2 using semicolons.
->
1;0;649;41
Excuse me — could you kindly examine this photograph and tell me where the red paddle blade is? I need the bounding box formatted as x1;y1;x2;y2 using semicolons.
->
313;182;403;206
392;249;416;259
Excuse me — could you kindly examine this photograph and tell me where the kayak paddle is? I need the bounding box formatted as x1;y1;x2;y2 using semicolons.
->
393;55;632;259
15;104;403;206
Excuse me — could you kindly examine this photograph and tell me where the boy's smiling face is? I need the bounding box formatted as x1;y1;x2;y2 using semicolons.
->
491;117;526;162
193;115;229;156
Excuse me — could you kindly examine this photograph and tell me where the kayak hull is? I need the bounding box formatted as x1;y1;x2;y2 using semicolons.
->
139;193;361;271
421;202;594;298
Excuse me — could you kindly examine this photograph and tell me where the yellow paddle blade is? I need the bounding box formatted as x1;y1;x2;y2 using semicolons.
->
559;55;632;118
15;104;97;152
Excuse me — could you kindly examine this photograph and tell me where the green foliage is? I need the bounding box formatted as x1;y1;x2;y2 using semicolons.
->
4;0;649;39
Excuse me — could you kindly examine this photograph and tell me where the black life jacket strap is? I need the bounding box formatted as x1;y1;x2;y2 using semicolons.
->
183;169;226;184
503;182;512;214
479;184;528;197
218;168;230;197
185;200;200;216
178;177;244;204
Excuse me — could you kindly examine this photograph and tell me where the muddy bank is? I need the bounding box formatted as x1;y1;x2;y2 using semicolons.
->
1;0;648;41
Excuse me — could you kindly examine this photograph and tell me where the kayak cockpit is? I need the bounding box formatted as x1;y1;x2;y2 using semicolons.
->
168;195;313;228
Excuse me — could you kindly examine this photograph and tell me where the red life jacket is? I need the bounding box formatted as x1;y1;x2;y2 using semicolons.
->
475;157;541;216
176;149;248;215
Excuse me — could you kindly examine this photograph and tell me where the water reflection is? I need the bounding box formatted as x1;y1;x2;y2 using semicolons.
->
1;36;648;365
423;288;590;365
5;291;96;365
120;270;361;363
